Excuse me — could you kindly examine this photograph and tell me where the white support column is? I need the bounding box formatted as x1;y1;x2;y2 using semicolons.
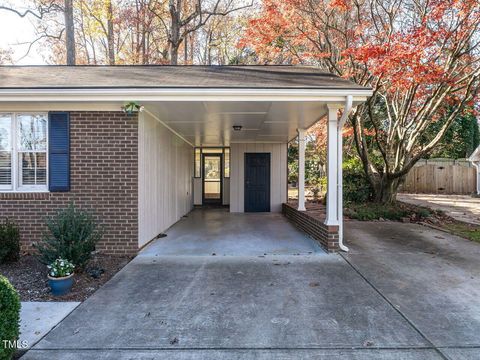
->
324;105;341;226
297;128;306;211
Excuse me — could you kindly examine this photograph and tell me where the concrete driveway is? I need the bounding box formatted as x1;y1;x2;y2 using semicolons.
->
22;212;480;359
398;193;480;225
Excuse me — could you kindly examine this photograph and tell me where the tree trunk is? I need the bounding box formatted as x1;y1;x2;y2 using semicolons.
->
64;0;76;65
170;45;179;65
169;0;180;65
106;0;115;65
371;175;404;204
184;35;188;64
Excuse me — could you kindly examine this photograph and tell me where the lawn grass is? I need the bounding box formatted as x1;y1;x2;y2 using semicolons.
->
440;222;480;243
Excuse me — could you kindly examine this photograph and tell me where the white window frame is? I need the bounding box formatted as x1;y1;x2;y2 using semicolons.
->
0;112;49;193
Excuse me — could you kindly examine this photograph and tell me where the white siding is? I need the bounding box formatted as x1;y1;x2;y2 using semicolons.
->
230;143;287;213
193;178;202;205
223;178;230;205
138;112;194;248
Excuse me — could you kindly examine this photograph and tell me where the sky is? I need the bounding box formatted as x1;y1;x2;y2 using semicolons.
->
0;8;46;64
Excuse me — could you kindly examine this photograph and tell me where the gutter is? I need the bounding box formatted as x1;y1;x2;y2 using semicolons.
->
337;95;353;252
0;88;373;103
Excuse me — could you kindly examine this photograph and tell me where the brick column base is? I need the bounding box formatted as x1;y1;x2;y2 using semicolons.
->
282;203;339;252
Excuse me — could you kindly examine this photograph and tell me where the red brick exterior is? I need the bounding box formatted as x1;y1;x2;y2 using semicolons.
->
0;111;138;255
282;203;339;252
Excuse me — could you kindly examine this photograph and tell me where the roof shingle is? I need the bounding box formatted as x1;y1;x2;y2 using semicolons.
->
0;65;368;90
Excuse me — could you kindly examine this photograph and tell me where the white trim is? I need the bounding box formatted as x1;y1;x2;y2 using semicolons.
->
230;140;285;144
0;88;372;103
297;128;307;212
324;107;340;226
336;95;353;252
0;112;49;193
143;108;194;147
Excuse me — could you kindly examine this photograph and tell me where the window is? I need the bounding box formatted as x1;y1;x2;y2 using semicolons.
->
194;148;201;178
0;114;12;189
194;147;230;178
224;148;230;178
0;113;48;192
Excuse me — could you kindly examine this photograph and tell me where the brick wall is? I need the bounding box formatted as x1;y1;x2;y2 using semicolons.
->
0;111;138;255
282;203;339;252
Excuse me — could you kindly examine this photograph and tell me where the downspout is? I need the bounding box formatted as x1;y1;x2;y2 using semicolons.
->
337;95;353;252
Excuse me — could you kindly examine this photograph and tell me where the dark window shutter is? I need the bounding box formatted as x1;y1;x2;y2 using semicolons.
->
48;112;70;192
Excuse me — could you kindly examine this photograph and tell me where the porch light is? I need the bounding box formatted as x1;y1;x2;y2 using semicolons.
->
121;101;144;115
233;125;242;131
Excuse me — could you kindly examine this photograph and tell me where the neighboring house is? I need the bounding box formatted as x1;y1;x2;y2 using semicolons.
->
468;146;480;195
0;66;371;254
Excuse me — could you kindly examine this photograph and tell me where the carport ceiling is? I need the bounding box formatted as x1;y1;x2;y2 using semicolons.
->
146;101;328;146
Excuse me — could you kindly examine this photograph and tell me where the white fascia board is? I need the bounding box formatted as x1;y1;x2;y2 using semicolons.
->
0;88;372;102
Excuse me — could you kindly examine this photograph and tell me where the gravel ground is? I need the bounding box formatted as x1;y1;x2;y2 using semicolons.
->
0;254;132;302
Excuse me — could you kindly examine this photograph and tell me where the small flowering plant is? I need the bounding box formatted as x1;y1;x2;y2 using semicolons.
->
47;258;75;278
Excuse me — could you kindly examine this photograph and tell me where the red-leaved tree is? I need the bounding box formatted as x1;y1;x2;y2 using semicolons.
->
241;0;480;203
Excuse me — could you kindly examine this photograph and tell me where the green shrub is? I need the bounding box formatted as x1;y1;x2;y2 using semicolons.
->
0;276;20;360
345;203;409;221
343;157;373;203
35;203;103;270
0;219;20;264
415;208;431;219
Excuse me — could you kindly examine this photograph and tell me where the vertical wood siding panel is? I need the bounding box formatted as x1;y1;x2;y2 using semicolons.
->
138;112;193;247
231;143;240;212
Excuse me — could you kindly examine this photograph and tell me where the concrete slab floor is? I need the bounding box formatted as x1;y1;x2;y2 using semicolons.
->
19;302;80;349
139;208;324;257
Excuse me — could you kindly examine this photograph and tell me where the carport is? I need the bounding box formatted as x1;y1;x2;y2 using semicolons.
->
134;66;372;251
0;65;372;253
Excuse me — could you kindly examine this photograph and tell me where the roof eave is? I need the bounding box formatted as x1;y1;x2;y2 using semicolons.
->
0;87;373;103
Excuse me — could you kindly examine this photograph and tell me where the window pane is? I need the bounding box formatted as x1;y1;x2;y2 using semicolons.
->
21;152;36;185
224;148;230;178
19;152;47;186
36;153;47;185
17;114;47;151
0;114;12;151
194;148;201;178
35;116;48;151
0;115;12;186
204;156;221;180
201;148;222;153
0;152;11;185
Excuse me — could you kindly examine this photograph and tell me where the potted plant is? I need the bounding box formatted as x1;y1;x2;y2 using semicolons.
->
47;258;75;296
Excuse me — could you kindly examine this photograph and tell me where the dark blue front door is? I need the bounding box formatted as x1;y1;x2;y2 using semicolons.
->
244;153;270;212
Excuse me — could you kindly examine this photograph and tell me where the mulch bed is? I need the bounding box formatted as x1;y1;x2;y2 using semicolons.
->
0;253;132;302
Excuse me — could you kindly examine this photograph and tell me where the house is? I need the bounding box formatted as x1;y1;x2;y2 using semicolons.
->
468;145;480;195
0;65;372;254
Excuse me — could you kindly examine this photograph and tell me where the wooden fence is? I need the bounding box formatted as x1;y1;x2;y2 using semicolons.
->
401;159;477;194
